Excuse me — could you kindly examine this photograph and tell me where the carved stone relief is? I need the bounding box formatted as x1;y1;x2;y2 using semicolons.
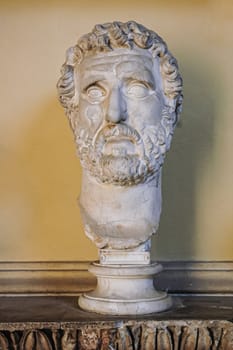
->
0;321;232;350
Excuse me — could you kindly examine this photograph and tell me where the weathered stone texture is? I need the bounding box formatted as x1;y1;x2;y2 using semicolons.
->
0;321;232;349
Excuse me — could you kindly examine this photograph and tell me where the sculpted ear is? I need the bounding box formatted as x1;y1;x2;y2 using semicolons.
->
160;105;178;153
164;94;183;130
57;46;82;132
57;64;76;110
150;43;183;125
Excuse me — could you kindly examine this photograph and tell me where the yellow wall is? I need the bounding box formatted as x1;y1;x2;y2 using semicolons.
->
0;0;233;262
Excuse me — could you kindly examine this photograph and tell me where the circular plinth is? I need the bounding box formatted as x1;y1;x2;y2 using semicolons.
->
78;262;172;315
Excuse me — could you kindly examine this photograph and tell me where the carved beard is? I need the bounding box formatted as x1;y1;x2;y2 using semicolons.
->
100;155;146;185
92;124;149;185
76;113;173;186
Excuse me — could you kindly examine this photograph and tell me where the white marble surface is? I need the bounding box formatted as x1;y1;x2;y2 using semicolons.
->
58;21;183;314
79;262;172;315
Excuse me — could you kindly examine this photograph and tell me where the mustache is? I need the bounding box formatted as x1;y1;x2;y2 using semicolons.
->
94;123;141;145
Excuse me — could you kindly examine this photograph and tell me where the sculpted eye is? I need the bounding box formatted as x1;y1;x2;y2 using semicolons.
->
86;85;106;102
127;82;152;99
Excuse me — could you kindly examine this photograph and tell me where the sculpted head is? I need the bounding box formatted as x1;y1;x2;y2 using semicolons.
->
57;21;183;186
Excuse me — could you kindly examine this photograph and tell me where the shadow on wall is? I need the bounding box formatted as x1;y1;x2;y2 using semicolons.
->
0;98;98;260
152;54;219;261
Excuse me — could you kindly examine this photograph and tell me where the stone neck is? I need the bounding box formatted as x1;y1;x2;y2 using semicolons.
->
79;171;162;250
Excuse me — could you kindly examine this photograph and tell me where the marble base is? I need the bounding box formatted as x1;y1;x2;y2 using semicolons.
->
1;296;233;349
78;262;172;315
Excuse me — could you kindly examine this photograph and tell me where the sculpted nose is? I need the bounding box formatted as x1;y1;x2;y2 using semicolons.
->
106;87;126;123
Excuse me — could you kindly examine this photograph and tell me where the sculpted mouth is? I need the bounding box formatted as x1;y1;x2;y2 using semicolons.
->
94;124;144;158
103;137;136;156
101;124;141;142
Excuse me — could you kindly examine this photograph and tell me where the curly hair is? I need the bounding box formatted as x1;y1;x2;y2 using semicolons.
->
57;21;183;125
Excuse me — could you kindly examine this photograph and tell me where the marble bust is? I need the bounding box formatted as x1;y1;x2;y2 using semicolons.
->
58;21;183;314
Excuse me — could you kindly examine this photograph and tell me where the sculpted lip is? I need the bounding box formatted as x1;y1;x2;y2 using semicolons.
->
103;138;136;156
94;124;145;158
95;124;140;143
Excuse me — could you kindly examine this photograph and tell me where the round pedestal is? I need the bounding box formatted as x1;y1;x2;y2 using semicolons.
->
78;262;172;315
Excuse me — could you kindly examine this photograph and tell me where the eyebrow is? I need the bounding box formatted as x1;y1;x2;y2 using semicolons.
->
122;70;155;88
80;68;155;90
80;74;107;90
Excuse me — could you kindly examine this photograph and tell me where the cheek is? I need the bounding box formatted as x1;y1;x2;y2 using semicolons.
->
79;100;103;132
127;95;163;126
86;105;102;123
144;98;163;124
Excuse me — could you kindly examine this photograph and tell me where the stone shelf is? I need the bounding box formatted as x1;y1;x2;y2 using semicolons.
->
0;295;232;349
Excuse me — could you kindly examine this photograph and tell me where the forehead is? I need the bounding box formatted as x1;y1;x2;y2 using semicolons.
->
78;49;157;84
